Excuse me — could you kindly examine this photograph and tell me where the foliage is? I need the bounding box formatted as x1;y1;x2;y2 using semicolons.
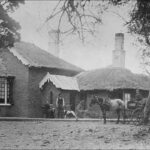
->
126;0;150;74
127;0;150;45
0;0;24;48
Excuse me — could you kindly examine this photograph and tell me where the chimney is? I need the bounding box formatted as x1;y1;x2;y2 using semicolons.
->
115;33;124;51
112;33;125;68
48;30;60;58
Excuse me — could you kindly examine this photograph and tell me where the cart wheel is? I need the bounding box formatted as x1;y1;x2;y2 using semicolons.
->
130;110;135;124
127;109;133;124
131;108;143;125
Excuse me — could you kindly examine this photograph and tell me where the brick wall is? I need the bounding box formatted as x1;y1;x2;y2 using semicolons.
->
40;83;70;117
41;81;60;106
0;49;29;117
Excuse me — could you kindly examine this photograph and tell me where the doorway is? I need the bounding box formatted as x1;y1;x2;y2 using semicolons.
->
50;91;53;104
70;91;76;111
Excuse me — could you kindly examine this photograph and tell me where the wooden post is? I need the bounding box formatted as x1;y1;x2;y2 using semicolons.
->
122;89;126;122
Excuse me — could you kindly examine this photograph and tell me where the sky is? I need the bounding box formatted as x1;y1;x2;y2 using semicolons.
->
11;1;145;74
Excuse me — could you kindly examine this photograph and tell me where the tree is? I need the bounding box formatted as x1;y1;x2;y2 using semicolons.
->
40;0;109;42
44;0;150;45
143;94;150;124
0;0;24;48
42;0;130;41
45;0;150;124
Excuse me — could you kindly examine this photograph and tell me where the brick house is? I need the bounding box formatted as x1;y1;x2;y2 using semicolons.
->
0;42;82;117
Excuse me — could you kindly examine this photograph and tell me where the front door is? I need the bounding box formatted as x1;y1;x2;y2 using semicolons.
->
70;91;76;111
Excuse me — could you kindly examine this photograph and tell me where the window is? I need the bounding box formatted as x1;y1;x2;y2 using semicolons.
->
124;93;131;108
125;93;131;102
50;91;53;104
0;77;13;105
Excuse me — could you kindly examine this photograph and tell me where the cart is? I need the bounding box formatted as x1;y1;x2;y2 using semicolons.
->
126;100;144;124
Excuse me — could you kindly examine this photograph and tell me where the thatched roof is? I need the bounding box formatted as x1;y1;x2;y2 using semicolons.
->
9;42;83;73
0;52;13;77
76;67;150;91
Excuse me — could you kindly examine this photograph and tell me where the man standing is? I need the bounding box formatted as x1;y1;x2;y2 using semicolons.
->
135;89;143;107
56;93;65;118
135;89;142;102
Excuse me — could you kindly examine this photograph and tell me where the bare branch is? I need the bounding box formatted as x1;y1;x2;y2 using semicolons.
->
57;0;68;31
74;7;84;42
110;10;128;24
45;9;62;23
38;0;104;43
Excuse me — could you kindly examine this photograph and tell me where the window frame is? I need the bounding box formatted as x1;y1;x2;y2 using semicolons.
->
124;93;131;108
125;93;131;102
0;77;14;106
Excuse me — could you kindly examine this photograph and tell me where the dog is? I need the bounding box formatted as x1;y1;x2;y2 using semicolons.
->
64;110;78;121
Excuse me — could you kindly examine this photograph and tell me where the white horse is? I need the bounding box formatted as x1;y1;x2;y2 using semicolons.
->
90;96;126;124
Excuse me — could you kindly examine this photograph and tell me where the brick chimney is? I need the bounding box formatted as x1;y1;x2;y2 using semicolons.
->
112;33;125;68
48;30;60;58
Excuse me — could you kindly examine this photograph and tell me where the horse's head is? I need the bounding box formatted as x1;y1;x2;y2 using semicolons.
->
98;97;104;104
90;96;103;107
89;96;97;107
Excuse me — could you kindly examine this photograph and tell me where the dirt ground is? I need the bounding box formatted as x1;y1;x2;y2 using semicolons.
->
0;120;150;149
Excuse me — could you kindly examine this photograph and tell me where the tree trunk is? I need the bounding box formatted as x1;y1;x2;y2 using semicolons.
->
143;92;150;124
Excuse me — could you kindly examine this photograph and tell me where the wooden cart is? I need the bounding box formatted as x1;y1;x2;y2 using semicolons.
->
126;100;144;124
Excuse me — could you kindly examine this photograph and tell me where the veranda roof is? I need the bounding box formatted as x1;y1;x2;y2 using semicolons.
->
76;67;150;91
39;72;80;91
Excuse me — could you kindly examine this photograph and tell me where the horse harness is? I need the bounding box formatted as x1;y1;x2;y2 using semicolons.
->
117;100;123;109
97;97;111;111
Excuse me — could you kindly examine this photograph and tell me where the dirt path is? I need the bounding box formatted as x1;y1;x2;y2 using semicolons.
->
0;121;150;149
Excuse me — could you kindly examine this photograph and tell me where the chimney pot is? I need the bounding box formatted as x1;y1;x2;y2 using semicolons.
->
48;30;60;58
115;33;124;51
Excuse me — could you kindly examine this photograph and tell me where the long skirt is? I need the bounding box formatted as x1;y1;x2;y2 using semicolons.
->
57;107;64;118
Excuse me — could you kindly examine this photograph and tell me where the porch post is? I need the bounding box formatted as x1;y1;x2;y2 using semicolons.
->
122;89;126;121
122;90;125;101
